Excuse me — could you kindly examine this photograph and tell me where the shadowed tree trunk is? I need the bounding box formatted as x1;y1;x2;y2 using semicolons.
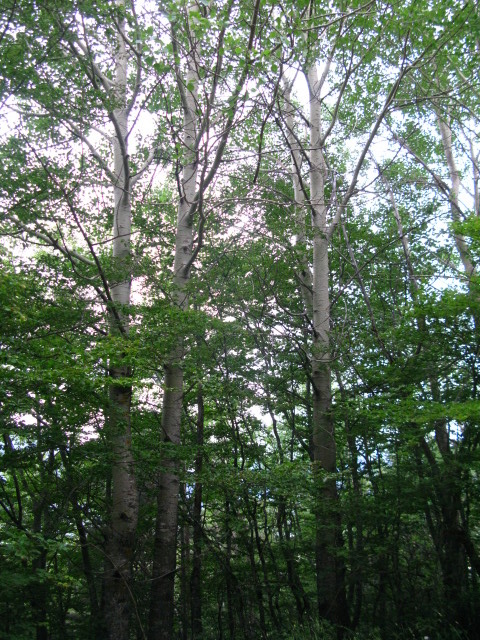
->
191;384;204;639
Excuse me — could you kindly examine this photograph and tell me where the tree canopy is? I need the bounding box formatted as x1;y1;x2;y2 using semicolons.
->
1;1;480;639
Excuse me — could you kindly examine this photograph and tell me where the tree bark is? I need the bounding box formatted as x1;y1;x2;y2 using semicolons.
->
190;385;204;639
148;11;199;639
308;62;346;627
103;6;138;639
282;60;347;628
437;113;475;278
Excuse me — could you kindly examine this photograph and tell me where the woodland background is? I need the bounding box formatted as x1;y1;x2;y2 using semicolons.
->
1;1;480;638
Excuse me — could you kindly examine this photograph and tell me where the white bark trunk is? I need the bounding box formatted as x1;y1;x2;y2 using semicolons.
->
307;63;338;622
283;81;313;317
149;10;199;639
104;5;138;639
437;114;475;278
282;63;347;625
148;4;259;633
285;61;339;621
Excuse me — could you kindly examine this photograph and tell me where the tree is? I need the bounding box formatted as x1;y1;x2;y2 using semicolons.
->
2;1;480;638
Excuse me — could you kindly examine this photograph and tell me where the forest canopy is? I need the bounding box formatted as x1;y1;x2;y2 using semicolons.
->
1;1;480;639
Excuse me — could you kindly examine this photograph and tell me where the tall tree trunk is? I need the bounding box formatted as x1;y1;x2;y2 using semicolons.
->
31;506;48;640
252;496;279;631
307;62;346;627
283;61;347;628
190;385;204;639
103;6;138;639
336;373;363;630
180;483;190;640
415;114;479;616
148;4;259;634
148;12;199;639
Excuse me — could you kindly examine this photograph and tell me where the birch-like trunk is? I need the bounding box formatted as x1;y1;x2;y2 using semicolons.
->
147;4;260;632
283;81;313;317
437;114;475;278
284;63;345;625
307;63;340;623
103;6;138;639
148;15;199;639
